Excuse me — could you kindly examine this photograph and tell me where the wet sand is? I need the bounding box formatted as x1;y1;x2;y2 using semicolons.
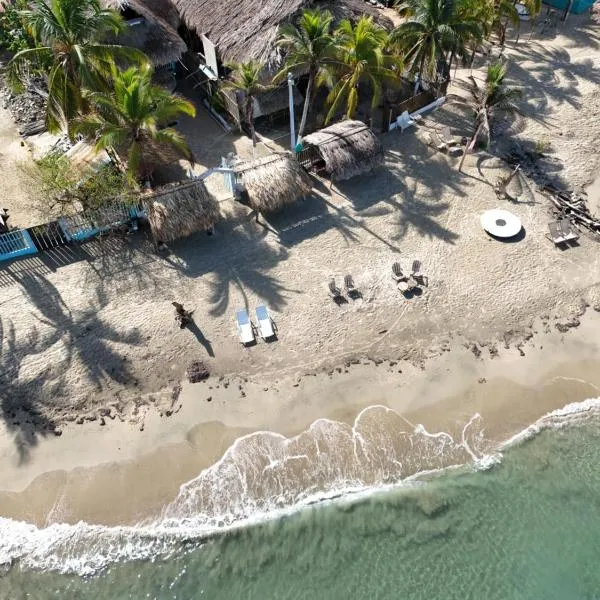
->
1;309;599;527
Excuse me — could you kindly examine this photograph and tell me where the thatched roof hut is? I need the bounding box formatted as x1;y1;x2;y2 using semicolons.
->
170;0;393;68
143;179;220;242
234;153;312;213
302;120;383;181
104;0;187;66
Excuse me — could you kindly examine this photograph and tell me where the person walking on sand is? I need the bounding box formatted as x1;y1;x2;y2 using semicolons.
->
172;302;193;329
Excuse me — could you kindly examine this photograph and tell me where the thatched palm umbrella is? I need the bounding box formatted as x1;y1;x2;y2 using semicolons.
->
302;119;383;181
143;179;220;242
234;153;312;213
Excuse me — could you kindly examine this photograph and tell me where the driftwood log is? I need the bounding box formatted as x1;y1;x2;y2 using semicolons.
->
502;146;600;239
542;184;600;237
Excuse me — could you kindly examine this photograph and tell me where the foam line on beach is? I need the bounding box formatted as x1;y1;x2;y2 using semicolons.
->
1;397;600;577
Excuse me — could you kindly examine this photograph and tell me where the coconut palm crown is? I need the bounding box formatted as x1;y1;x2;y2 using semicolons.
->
8;0;147;134
324;16;400;124
276;9;335;140
73;64;196;183
390;0;481;84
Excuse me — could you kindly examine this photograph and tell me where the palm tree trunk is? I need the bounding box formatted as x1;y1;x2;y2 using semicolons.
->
469;45;477;73
415;52;427;96
298;69;315;140
459;122;483;172
500;20;508;49
562;0;574;21
528;17;537;40
447;46;456;82
246;97;257;148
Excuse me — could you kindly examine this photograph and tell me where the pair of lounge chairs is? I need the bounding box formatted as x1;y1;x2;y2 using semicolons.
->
392;260;428;291
329;275;360;301
236;305;275;345
547;218;579;247
431;127;463;157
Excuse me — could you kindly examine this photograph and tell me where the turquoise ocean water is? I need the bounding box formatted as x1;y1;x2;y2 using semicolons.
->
2;402;600;599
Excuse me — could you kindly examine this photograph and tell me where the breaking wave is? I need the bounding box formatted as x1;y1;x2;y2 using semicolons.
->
1;399;599;576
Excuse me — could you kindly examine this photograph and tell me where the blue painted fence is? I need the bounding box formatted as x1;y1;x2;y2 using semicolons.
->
0;229;38;262
1;202;145;264
59;202;144;242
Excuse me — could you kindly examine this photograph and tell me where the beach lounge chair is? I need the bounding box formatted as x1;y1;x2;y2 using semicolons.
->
235;309;255;345
392;262;406;282
440;127;459;146
396;111;415;132
344;274;360;299
255;305;275;340
559;218;579;242
431;131;447;152
411;260;429;286
328;277;343;300
547;219;578;246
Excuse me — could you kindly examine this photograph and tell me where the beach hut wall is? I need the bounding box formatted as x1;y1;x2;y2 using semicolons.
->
302;120;384;181
104;0;187;66
234;153;312;213
143;179;220;242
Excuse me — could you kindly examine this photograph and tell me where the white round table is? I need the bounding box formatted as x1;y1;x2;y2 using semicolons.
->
480;209;522;238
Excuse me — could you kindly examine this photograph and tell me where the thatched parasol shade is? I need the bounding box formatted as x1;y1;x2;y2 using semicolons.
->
103;0;187;66
302;120;383;181
234;153;312;213
143;179;220;242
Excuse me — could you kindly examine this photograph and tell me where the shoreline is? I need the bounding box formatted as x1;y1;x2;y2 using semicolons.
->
1;307;600;528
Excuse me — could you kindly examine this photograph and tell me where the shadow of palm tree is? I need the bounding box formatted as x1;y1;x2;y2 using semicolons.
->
331;135;462;245
267;193;361;248
1;272;144;461
18;273;142;389
0;317;61;465
162;215;298;317
391;179;460;244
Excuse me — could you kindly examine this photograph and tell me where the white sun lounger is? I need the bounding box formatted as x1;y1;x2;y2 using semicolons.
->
255;305;274;339
396;111;415;132
236;309;254;345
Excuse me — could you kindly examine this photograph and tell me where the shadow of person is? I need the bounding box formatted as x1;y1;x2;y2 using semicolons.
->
185;320;215;357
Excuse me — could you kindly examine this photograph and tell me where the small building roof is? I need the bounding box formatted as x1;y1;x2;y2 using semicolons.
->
104;0;187;66
234;153;312;213
169;0;393;68
143;179;220;242
302;120;384;181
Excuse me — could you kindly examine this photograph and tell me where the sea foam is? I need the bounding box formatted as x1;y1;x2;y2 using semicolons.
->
1;398;599;576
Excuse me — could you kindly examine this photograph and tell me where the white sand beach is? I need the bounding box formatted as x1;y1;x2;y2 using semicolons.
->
1;14;600;529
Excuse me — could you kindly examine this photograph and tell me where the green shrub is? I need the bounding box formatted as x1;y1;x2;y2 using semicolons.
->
0;0;35;53
21;152;134;217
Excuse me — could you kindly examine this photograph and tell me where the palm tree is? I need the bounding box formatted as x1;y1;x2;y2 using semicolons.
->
73;64;196;183
491;0;520;48
275;9;335;140
8;0;146;134
458;61;521;172
223;61;269;148
391;0;481;91
324;16;399;124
